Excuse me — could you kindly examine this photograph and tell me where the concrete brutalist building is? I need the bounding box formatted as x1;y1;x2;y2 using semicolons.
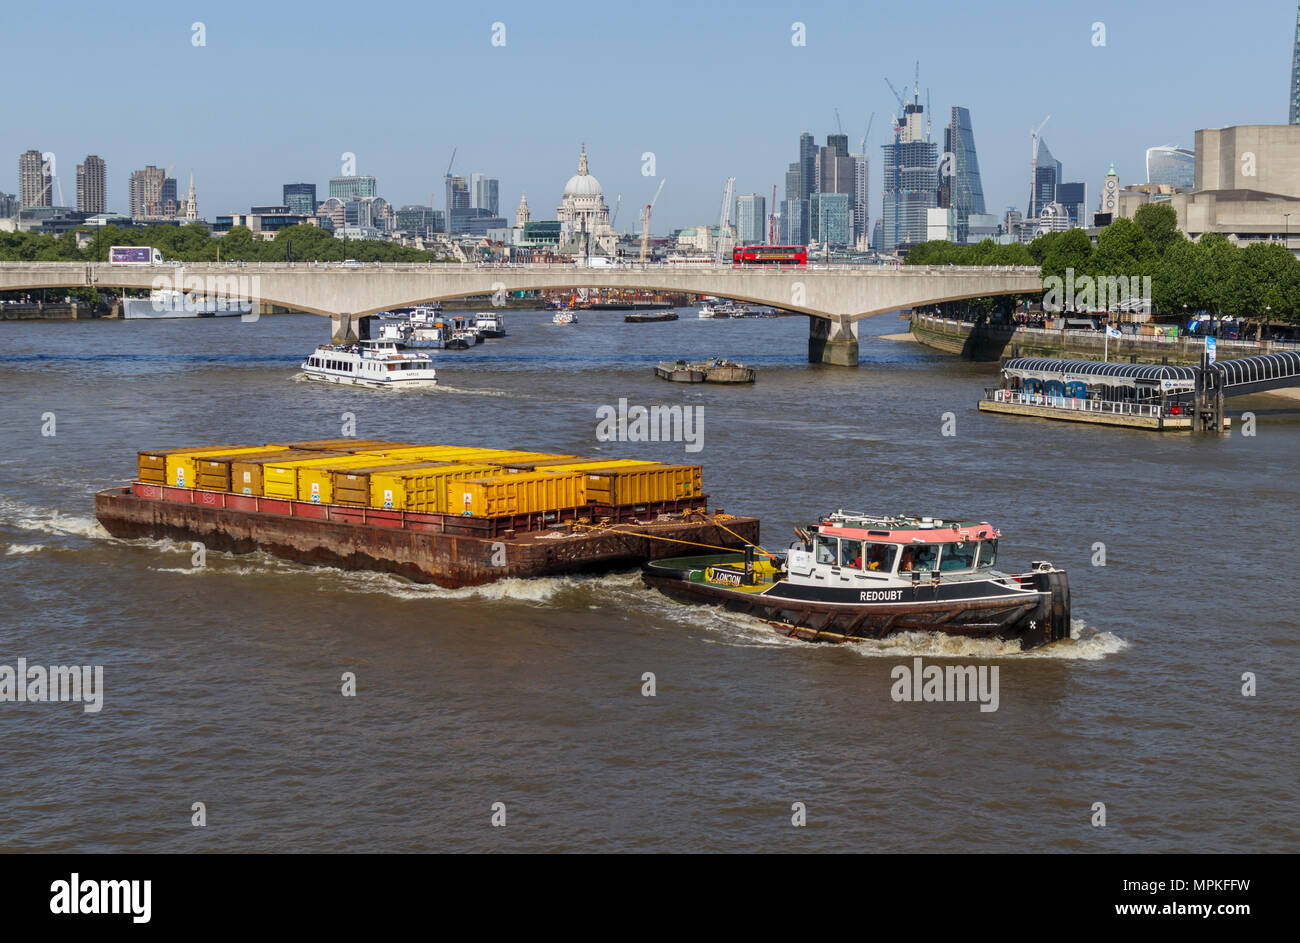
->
1172;125;1300;251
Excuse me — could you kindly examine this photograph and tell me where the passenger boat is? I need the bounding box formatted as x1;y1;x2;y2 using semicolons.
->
301;339;439;389
642;511;1071;650
698;303;730;319
474;312;507;338
552;311;577;325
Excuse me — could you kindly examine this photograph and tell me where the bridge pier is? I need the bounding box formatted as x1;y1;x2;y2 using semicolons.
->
331;312;357;343
808;316;859;366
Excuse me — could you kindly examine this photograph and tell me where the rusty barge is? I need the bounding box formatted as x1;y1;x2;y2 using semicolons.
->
95;484;759;588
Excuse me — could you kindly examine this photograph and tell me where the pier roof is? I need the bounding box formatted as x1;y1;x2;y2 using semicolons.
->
1001;358;1195;387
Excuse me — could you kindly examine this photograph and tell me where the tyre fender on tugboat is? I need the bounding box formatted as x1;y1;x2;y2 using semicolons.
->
1021;564;1071;649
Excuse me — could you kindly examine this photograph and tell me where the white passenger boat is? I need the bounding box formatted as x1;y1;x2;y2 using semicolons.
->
698;303;736;319
474;312;507;338
552;311;577;325
301;339;439;389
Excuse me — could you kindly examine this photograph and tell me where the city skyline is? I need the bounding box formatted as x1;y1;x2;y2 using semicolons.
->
2;1;1295;232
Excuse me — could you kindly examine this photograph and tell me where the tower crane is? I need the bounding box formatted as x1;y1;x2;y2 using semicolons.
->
714;176;735;261
639;178;665;262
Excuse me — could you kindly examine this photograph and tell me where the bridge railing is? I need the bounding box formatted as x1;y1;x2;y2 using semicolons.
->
1;260;1041;276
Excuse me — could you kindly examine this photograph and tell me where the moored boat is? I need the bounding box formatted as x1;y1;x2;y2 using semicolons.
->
474;312;507;338
642;510;1070;650
626;310;679;323
654;357;756;383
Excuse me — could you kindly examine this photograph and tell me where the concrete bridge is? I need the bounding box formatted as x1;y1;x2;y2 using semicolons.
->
0;261;1042;365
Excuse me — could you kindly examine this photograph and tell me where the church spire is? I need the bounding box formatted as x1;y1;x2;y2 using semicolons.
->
578;143;588;175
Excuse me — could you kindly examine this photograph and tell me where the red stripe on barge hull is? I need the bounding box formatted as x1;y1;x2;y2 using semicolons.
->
95;487;759;589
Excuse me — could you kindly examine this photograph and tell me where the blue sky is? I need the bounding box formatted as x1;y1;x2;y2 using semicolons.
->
3;0;1294;231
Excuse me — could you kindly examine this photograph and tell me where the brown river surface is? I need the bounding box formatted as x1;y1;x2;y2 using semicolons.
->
0;310;1296;852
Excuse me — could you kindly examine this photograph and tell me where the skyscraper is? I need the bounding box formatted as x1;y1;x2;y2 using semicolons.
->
942;107;986;243
19;149;51;208
781;199;809;246
1145;146;1195;188
128;165;169;218
1029;139;1061;221
880;102;938;251
811;192;851;246
473;175;500;216
329;175;377;200
785;162;801;202
851;152;869;247
1291;3;1300;124
445;175;469;232
799;133;816;201
76;155;106;214
283;183;317;215
736;193;766;244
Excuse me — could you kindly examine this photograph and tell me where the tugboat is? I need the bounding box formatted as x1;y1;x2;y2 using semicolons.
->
642;511;1070;650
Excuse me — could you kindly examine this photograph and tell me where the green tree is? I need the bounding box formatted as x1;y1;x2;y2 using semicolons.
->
1133;203;1181;255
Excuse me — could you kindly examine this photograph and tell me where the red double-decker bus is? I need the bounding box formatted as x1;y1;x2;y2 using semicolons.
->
732;245;807;266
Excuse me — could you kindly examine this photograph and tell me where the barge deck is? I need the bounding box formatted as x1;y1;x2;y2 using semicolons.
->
95;484;759;588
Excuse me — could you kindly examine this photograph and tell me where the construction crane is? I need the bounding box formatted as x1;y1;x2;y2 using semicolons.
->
714;176;736;261
834;108;844;135
885;77;909;253
859;112;875;156
612;194;622;230
639;178;665;263
1029;116;1051;219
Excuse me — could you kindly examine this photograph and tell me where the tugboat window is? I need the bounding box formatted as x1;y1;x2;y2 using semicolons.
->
814;535;838;565
939;542;978;571
977;539;999;568
839;539;863;567
864;543;897;572
900;545;938;572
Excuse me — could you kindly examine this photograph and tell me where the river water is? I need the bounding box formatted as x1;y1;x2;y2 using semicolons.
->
0;309;1296;853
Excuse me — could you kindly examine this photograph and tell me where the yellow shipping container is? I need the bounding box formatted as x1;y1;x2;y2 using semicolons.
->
537;460;659;474
267;439;417;452
494;456;626;473
294;456;424;504
164;445;288;489
262;453;404;501
360;463;502;511
194;448;297;492
137;444;251;484
329;461;457;507
449;471;587;518
578;464;703;505
361;446;498;463
228;450;346;496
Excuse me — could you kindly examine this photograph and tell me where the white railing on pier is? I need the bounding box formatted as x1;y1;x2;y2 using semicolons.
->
986;389;1170;418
